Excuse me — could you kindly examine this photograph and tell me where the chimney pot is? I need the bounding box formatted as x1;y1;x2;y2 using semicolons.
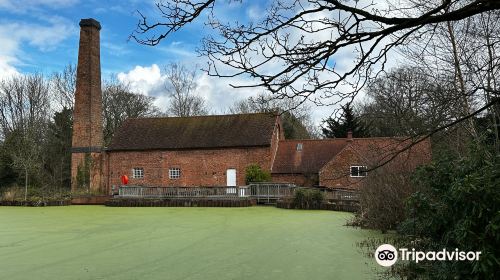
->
347;131;353;140
79;18;101;30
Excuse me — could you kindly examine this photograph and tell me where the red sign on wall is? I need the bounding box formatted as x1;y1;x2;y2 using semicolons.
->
121;175;129;185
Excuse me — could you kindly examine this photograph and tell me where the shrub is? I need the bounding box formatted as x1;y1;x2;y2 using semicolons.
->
245;164;271;184
358;144;500;279
349;166;415;233
1;185;71;202
395;146;500;279
293;188;324;209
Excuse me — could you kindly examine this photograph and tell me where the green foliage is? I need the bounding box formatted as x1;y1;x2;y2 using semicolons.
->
293;188;324;209
245;164;271;184
76;153;92;190
395;145;500;279
0;146;18;190
322;103;366;138
43;107;73;189
1;185;71;202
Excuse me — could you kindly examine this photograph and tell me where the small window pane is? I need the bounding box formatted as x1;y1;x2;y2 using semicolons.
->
132;168;144;179
169;168;181;179
350;166;367;177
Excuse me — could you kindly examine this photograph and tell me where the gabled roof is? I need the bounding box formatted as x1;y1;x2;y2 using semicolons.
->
341;137;432;169
318;137;432;174
271;139;348;174
108;113;278;151
272;137;432;175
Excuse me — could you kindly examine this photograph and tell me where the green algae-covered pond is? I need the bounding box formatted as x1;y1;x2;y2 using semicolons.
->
0;206;379;280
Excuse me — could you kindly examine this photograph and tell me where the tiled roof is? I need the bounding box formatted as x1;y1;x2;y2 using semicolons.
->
107;113;278;151
272;139;348;174
272;136;432;174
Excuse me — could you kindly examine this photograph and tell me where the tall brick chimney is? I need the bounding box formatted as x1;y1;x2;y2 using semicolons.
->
71;18;103;192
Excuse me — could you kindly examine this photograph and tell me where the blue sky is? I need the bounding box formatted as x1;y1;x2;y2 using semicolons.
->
0;0;341;122
0;0;262;75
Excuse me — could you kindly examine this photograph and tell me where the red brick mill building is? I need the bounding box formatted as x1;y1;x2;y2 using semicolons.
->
71;18;431;194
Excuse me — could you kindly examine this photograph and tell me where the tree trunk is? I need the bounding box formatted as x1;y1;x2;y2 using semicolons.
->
24;168;28;201
446;20;478;138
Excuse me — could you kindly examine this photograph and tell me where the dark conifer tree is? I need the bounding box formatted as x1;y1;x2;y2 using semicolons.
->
322;103;366;138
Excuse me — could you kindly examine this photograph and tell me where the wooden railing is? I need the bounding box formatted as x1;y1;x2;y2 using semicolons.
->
116;184;358;203
248;183;296;203
118;186;250;199
319;189;359;201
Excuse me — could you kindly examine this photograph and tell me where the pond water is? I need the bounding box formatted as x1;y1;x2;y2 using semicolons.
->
0;206;380;280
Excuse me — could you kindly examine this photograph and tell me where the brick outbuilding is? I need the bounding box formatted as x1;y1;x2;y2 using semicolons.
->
103;113;283;189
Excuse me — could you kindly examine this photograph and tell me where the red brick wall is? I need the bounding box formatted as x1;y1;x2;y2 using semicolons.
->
319;146;364;189
319;138;432;190
104;146;272;190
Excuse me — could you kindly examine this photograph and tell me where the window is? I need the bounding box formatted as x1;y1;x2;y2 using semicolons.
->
350;166;367;177
169;168;181;179
296;143;303;151
132;168;144;179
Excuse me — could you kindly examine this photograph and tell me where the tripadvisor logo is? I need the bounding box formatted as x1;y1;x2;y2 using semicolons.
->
375;244;398;267
374;244;481;267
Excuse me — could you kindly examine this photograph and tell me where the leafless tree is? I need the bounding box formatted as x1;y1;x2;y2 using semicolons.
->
399;8;500;148
359;66;460;137
131;1;500;102
0;74;50;199
163;63;208;117
102;78;161;145
230;93;319;138
51;63;77;110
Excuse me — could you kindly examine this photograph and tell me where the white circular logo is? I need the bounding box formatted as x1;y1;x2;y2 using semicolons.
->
375;244;398;267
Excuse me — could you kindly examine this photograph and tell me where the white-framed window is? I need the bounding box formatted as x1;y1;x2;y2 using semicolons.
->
350;166;367;177
169;168;181;179
296;143;303;151
132;167;144;179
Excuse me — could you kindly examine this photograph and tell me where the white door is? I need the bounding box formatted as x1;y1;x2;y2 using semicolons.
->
226;169;237;186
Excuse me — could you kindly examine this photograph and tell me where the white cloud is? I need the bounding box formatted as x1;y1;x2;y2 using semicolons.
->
0;55;19;79
0;17;76;77
115;62;333;126
117;63;261;114
117;64;165;96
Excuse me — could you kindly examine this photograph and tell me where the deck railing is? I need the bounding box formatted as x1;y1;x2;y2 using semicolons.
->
116;184;359;203
118;186;250;199
248;183;296;203
318;188;359;201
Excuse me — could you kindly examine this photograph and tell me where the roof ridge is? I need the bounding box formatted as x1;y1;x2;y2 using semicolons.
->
280;138;347;142
126;112;277;121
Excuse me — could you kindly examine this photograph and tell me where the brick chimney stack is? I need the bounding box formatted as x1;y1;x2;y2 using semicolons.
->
347;131;353;141
71;18;103;192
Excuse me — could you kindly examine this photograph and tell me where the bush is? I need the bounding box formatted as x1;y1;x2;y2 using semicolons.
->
1;185;71;202
293;188;324;209
349;166;415;233
245;164;271;184
357;144;500;280
394;146;500;279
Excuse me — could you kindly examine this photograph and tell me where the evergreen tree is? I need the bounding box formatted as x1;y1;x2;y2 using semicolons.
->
322;103;366;138
43;107;73;189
